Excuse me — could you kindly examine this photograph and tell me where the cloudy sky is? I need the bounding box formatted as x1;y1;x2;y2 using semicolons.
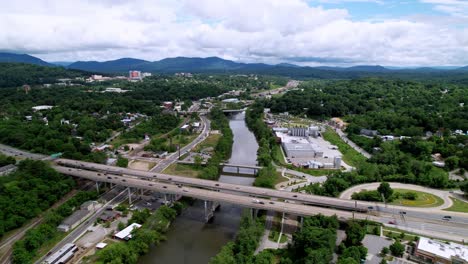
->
1;0;467;66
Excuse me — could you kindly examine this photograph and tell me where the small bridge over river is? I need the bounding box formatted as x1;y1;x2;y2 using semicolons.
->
177;161;262;174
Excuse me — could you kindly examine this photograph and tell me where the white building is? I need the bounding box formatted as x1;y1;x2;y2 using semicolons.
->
222;98;240;103
415;237;468;264
32;105;54;111
114;223;142;240
104;87;130;93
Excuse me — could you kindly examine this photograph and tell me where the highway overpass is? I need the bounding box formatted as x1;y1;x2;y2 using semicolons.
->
54;159;468;225
54;165;372;220
55;158;368;212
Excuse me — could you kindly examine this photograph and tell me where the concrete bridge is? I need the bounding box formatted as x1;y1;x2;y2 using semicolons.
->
54;159;468;229
222;108;247;113
54;165;370;223
177;160;262;174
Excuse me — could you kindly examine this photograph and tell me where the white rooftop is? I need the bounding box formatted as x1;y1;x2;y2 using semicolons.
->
96;242;107;249
32;105;54;111
418;237;468;262
115;223;142;240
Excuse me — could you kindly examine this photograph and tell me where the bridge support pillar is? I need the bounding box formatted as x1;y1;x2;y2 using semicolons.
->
237;166;240;174
279;212;285;235
299;216;304;229
128;187;132;204
95;181;99;193
250;208;259;219
204;200;220;223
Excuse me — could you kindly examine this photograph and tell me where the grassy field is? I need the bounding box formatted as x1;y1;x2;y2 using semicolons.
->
444;197;468;213
194;134;221;152
383;230;417;242
322;128;367;167
163;163;202;178
274;173;290;185
168;133;199;148
390;188;445;207
272;144;288;166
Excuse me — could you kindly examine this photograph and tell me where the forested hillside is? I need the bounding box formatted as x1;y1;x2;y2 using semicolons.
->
0;63;86;88
268;78;468;133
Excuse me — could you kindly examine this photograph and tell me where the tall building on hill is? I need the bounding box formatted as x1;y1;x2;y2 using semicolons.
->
129;70;141;79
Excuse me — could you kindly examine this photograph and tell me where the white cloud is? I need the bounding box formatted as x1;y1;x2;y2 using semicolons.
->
420;0;468;17
0;0;466;66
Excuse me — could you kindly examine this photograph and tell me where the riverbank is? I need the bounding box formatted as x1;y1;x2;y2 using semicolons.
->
139;111;260;264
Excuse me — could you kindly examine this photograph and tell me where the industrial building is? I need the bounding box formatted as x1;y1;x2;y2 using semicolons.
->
57;201;98;232
278;133;323;159
414;237;468;264
274;125;343;169
57;209;92;232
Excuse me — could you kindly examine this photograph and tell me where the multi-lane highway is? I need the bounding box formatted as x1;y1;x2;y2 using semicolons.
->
54;158;468;224
53;165;468;242
0;143;47;160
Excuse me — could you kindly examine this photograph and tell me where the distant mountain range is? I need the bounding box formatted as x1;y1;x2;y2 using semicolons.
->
1;52;468;78
0;52;53;67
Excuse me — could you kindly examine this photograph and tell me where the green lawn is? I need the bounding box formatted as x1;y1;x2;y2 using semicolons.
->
322;128;367;167
169;133;199;148
444;197;468;213
383;230;417;242
390;188;445;207
194;134;221;152
274;173;290;185
272;144;288;166
163;163;202;178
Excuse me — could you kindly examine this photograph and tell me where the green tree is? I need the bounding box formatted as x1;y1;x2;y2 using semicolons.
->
460;181;468;195
389;241;405;257
117;155;129;168
209;242;236;264
381;246;389;256
194;155;203;169
337;257;359;264
118;222;126;231
445;156;460;170
377;182;393;201
344;221;366;246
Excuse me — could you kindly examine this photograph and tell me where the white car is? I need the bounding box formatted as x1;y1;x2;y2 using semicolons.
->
252;199;261;204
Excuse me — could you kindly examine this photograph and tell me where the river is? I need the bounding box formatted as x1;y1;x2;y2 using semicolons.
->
138;112;259;264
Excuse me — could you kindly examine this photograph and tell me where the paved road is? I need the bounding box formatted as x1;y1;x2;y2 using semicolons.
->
54;160;468;223
150;115;211;173
0;144;47;160
34;188;128;264
334;128;372;159
339;182;454;210
54;166;468;242
255;211;277;254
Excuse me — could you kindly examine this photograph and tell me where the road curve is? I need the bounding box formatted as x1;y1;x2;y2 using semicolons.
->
339;182;453;210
